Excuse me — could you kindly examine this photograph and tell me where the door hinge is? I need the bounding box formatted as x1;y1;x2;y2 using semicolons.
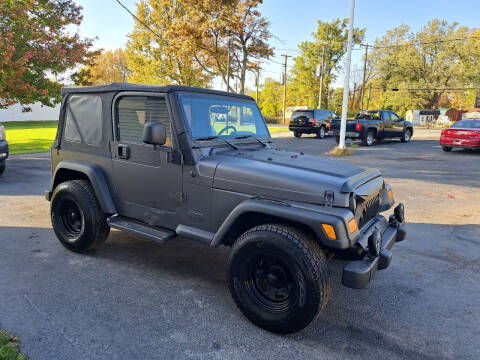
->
168;150;182;164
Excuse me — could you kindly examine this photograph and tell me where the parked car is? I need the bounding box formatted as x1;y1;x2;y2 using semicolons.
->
289;109;338;138
440;119;480;152
330;110;413;146
46;83;406;334
0;123;8;175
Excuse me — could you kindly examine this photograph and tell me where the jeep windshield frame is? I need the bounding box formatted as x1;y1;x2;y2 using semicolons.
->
177;92;270;144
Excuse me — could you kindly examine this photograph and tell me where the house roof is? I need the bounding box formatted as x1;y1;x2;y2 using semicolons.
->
61;83;254;100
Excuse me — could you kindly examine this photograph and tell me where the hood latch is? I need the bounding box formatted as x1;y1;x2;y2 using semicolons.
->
324;191;334;208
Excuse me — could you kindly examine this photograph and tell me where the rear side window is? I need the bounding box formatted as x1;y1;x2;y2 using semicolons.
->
64;95;103;145
116;96;171;145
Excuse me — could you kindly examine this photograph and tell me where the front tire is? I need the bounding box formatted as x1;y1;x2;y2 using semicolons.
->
227;224;331;334
401;129;412;143
293;131;302;138
442;146;452;152
0;160;5;175
51;180;110;252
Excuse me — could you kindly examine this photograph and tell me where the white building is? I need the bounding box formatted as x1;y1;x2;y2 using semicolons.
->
0;102;60;122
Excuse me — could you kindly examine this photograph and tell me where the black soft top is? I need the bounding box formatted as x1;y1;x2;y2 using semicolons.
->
62;83;254;100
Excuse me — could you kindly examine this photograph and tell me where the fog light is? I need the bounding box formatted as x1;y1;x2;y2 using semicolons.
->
322;224;336;240
348;218;358;234
368;230;382;257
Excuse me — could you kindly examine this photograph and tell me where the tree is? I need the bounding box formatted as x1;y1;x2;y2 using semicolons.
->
125;0;272;93
126;0;210;87
289;18;365;109
0;0;97;109
73;49;131;86
369;20;480;113
256;77;283;117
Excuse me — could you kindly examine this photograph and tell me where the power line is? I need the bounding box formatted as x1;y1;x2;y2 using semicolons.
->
114;0;162;39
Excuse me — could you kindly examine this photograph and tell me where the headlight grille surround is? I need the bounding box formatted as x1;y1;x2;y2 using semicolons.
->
355;193;380;229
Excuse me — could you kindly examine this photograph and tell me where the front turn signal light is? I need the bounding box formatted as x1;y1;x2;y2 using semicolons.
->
348;218;358;234
322;224;337;240
388;189;394;201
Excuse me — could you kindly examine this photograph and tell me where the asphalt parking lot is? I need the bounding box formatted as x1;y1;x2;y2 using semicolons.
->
0;129;479;360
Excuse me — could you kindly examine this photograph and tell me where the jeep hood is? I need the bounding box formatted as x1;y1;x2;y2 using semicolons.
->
207;148;382;207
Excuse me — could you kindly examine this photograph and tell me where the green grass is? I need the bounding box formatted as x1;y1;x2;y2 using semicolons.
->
0;330;28;360
267;126;289;133
4;121;58;155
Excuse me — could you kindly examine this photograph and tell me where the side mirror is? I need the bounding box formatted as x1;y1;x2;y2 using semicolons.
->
143;122;167;146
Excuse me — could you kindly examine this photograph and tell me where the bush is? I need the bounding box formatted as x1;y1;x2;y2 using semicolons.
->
263;116;283;124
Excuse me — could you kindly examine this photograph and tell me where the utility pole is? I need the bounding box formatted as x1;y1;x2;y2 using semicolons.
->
351;82;357;112
255;63;260;103
339;0;356;149
282;54;291;124
366;82;372;110
226;38;231;92
360;44;369;110
318;45;326;109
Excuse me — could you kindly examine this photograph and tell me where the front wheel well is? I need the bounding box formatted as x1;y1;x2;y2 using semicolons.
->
220;211;317;247
53;168;90;190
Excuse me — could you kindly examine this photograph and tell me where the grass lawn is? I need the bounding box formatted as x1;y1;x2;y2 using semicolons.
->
4;121;58;155
2;121;288;155
0;330;28;360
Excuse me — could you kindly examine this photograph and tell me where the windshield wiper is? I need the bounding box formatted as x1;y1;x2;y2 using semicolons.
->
195;136;238;150
234;134;267;147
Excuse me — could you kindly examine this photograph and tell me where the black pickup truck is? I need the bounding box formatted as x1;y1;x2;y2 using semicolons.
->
330;110;413;146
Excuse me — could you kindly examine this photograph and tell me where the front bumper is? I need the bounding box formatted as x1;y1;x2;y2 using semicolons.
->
0;140;8;160
342;204;407;289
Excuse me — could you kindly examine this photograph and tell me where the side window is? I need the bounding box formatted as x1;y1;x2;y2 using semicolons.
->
116;96;172;146
64;95;102;145
390;112;401;122
383;112;391;122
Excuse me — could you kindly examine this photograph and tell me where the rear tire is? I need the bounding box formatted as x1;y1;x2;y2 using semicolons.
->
51;180;110;252
442;146;452;152
362;130;375;146
0;160;5;175
316;126;326;139
227;224;331;334
401;129;412;143
294;131;302;138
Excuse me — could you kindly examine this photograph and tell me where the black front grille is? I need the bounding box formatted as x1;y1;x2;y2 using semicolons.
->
356;193;380;229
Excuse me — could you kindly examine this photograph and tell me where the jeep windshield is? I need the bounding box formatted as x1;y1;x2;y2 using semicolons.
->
178;92;270;141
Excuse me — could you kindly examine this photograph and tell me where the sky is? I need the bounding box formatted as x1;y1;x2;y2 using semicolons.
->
74;0;480;89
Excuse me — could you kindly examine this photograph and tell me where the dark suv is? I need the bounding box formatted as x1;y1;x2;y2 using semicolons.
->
46;83;407;334
289;109;338;138
0;123;8;175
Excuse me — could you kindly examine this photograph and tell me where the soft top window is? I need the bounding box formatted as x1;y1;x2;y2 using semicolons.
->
64;95;102;145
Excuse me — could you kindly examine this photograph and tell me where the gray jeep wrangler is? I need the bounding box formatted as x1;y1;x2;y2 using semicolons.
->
46;83;407;334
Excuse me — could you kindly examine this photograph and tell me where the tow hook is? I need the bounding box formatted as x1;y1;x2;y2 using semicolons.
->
389;203;407;242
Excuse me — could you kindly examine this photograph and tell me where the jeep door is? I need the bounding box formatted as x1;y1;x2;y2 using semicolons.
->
110;93;182;228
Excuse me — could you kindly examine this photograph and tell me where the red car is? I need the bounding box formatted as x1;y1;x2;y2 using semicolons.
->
440;119;480;152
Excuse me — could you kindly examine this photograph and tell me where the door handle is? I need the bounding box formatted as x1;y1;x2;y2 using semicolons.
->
118;144;130;159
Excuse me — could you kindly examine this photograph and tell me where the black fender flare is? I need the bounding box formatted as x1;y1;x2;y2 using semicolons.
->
210;199;354;250
50;160;117;214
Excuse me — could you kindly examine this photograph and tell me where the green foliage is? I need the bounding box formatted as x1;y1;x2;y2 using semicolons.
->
289;18;365;109
0;0;97;109
256;78;283;117
0;330;28;360
369;20;480;113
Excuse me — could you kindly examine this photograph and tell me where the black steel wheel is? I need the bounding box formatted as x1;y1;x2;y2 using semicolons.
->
51;180;110;252
228;224;331;334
